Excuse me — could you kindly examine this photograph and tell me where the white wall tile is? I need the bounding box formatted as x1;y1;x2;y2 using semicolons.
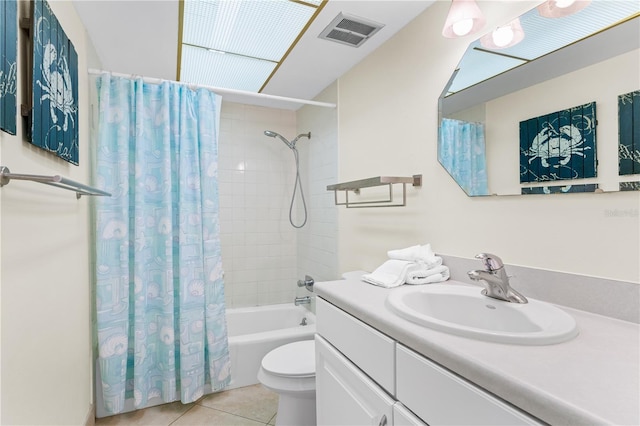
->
219;102;299;307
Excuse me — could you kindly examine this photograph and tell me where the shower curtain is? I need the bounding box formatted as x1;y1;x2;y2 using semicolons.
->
94;73;230;415
438;118;489;196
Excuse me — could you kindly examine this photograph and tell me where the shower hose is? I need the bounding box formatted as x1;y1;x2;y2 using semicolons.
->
289;147;308;228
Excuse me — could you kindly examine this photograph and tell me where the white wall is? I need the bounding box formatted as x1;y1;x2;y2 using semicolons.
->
218;103;299;307
336;1;639;283
1;1;96;424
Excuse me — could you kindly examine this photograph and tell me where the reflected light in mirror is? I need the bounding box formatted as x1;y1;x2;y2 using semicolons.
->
537;0;591;18
480;18;525;49
442;0;486;38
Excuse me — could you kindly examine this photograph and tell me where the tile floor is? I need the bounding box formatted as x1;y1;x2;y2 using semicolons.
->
95;384;278;426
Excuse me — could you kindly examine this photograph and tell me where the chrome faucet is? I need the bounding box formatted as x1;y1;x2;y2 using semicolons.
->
294;296;312;306
467;253;528;304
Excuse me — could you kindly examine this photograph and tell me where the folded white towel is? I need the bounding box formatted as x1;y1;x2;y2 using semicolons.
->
362;260;414;288
387;244;442;268
405;265;450;284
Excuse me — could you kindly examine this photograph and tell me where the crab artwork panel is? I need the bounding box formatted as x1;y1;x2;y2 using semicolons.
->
30;0;79;165
1;0;18;135
519;102;597;183
618;89;640;176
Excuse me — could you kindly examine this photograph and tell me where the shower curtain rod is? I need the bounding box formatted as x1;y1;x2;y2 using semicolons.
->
87;69;337;109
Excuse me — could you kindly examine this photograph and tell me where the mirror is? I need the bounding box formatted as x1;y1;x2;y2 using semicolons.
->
438;2;640;196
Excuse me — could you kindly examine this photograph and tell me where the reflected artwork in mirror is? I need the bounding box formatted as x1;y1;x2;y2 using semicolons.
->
618;89;640;176
519;101;597;183
438;1;640;196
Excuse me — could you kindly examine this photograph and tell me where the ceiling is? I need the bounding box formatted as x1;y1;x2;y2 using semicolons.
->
73;0;435;109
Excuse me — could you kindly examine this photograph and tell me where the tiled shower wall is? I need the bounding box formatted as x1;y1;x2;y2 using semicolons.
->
218;103;299;308
218;98;339;309
296;86;339;287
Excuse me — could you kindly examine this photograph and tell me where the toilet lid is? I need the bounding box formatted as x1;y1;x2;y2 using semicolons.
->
261;340;315;377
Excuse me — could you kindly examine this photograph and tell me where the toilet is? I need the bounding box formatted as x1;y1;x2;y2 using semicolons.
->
257;340;316;426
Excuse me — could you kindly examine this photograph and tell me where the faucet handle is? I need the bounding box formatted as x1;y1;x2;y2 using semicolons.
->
475;253;504;271
297;275;315;292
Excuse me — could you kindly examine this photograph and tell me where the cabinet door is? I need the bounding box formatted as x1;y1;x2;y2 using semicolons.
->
316;335;394;426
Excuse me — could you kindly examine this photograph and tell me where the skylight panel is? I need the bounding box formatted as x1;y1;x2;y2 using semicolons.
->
180;44;278;92
180;0;320;91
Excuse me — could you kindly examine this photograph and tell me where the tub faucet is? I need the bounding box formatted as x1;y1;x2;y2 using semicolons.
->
467;253;528;304
294;296;312;306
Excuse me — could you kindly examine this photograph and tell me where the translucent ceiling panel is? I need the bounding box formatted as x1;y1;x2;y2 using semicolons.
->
180;44;277;92
183;0;316;62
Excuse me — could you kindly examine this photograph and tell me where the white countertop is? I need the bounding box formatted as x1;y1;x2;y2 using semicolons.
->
315;274;640;425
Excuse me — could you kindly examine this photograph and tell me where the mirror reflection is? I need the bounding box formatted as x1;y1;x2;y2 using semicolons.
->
439;1;640;196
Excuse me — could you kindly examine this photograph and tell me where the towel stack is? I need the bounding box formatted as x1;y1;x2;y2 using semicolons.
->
362;244;450;288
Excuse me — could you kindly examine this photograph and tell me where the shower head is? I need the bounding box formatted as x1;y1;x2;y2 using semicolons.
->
264;130;294;149
264;130;311;149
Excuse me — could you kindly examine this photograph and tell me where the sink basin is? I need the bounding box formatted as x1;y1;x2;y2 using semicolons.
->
386;284;578;345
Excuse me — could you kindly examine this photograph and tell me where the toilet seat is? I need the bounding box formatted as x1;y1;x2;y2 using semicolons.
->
261;340;315;378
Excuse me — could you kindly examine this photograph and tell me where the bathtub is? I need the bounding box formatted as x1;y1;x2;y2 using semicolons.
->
96;302;315;417
226;303;316;389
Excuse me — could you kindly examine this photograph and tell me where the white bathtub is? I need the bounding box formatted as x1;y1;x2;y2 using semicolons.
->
226;303;316;389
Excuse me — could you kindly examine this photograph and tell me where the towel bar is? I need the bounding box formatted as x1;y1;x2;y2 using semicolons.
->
0;166;111;199
327;175;422;208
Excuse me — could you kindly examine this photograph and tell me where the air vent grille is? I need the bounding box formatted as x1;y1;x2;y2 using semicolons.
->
325;29;366;46
319;13;384;48
335;19;377;36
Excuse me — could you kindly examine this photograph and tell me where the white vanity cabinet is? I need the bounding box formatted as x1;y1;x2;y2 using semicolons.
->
316;297;542;426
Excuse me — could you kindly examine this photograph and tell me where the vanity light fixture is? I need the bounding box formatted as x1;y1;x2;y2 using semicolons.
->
442;0;486;38
480;18;525;50
537;0;591;18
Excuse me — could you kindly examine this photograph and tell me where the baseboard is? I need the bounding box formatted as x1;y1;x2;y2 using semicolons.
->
84;404;95;426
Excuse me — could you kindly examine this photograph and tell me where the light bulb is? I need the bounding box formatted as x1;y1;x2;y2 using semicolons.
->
492;26;514;47
555;0;576;8
452;18;474;36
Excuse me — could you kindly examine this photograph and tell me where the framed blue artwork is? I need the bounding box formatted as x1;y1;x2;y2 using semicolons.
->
30;0;79;165
519;102;597;183
0;0;18;135
618;90;639;176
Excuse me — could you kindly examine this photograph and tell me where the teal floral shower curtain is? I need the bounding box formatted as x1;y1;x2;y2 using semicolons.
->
94;73;230;415
439;118;489;196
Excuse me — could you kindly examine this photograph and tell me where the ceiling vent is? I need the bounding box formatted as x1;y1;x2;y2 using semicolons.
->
318;13;384;48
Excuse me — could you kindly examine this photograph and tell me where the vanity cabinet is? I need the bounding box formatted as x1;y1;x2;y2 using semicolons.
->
316;297;542;426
